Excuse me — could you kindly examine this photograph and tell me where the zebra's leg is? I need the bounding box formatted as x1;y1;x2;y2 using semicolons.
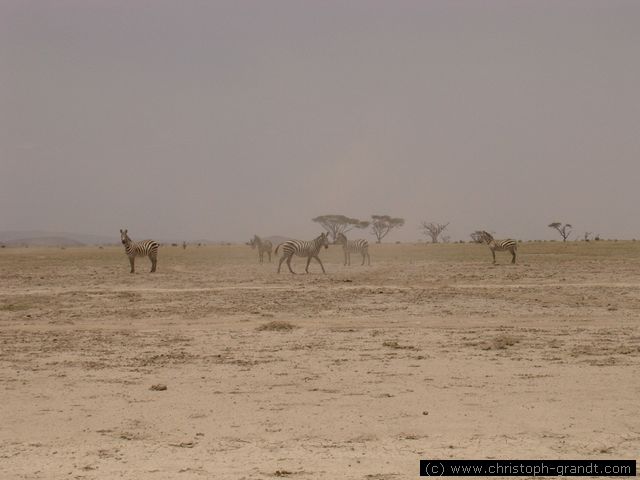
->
268;251;272;262
277;254;286;273
511;248;517;264
491;249;496;264
305;256;312;273
129;256;135;274
150;254;157;273
314;255;327;274
367;251;371;266
259;251;263;264
343;249;347;266
361;252;366;266
286;255;296;274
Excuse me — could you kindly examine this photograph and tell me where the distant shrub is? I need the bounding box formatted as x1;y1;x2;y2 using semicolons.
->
257;320;297;331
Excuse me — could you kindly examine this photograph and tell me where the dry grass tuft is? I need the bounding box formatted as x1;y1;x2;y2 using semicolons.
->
257;320;297;332
382;340;416;350
482;334;520;350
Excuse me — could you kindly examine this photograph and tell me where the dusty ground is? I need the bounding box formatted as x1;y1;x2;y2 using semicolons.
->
0;241;639;479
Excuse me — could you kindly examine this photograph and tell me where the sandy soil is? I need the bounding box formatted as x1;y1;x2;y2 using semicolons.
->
1;242;639;479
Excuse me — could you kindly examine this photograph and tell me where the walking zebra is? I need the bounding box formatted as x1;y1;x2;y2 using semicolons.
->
334;232;370;266
275;232;330;274
480;231;517;264
249;235;273;263
120;229;159;273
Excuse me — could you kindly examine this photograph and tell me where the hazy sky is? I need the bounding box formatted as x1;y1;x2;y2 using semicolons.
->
2;1;639;242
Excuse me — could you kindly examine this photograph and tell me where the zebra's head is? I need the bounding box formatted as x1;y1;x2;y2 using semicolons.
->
319;232;330;249
334;232;347;245
120;229;129;245
249;236;257;249
481;231;493;243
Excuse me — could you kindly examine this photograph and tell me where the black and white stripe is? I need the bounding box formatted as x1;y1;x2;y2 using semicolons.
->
120;229;159;273
249;235;273;263
480;231;517;264
275;232;330;274
334;233;370;266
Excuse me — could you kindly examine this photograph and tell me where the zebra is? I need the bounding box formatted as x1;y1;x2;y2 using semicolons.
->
249;235;273;263
480;231;517;264
275;232;330;274
120;229;159;273
334;232;370;266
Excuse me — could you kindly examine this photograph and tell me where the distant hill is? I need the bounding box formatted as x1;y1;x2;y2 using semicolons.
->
0;231;293;247
3;236;86;247
0;231;114;246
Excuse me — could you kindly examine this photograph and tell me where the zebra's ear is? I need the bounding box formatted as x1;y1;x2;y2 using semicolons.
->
120;229;123;234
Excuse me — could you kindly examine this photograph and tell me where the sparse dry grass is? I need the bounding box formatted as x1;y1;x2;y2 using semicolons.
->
0;241;639;479
257;320;297;331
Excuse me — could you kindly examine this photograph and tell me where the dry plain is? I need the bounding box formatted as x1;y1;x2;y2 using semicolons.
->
0;241;639;479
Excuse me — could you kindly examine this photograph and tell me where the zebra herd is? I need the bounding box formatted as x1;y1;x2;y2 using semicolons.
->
119;228;517;273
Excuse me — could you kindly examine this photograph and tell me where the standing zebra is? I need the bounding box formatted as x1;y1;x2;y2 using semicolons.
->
480;231;517;264
249;235;273;263
275;232;330;274
334;232;370;266
120;229;159;273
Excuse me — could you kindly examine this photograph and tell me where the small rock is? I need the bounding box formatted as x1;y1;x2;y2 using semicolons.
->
150;384;167;391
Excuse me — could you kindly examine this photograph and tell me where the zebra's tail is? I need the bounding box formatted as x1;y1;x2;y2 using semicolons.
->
275;243;283;255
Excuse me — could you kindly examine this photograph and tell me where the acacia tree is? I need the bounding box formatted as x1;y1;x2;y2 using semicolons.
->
548;222;572;242
312;215;369;242
370;215;405;243
420;222;449;243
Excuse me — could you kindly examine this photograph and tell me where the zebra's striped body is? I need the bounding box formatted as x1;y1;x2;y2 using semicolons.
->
334;233;370;266
275;232;330;274
249;235;273;263
480;231;517;264
120;229;159;273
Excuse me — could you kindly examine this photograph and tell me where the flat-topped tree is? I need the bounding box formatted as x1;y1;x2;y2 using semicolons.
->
312;215;369;243
370;215;405;243
420;222;449;243
548;222;572;242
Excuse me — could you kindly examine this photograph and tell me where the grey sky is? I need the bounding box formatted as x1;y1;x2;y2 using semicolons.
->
2;1;639;242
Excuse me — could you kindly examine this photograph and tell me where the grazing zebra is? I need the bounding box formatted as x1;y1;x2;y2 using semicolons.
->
249;235;273;263
334;232;370;266
120;229;159;273
480;231;517;264
275;232;330;274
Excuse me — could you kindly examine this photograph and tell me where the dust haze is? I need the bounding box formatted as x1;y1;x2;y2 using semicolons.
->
2;3;640;478
2;1;639;242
